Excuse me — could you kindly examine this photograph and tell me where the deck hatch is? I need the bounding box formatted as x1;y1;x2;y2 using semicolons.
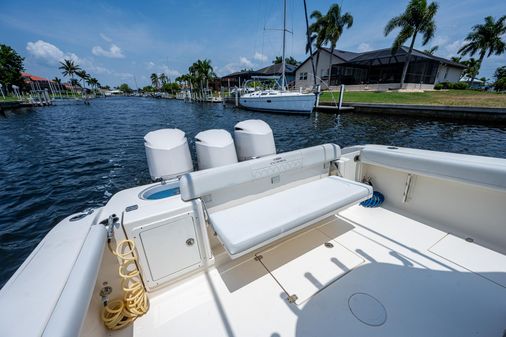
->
255;229;364;304
429;234;506;288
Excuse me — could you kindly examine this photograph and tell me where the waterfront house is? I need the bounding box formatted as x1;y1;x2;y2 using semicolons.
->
295;47;465;91
460;77;486;89
21;72;54;91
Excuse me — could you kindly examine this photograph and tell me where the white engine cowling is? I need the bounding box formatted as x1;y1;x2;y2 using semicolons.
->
195;129;238;170
234;119;276;161
144;129;193;180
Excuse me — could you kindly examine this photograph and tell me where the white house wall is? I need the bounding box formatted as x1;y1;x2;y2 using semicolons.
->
295;50;345;89
435;65;463;84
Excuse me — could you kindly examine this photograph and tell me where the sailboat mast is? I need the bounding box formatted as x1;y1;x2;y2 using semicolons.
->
281;0;287;91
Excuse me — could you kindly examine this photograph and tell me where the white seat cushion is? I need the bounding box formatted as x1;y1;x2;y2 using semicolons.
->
208;176;372;257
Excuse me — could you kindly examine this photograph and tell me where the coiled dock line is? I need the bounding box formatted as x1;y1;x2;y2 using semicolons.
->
101;239;149;330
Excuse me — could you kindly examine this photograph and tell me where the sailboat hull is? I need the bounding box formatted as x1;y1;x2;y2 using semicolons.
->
240;92;316;114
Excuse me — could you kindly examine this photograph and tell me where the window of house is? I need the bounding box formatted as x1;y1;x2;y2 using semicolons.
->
303;72;308;80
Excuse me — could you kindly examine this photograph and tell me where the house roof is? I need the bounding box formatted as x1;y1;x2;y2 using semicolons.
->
222;63;297;79
256;63;297;75
293;47;360;72
348;46;465;68
321;47;360;62
295;46;466;72
21;72;51;82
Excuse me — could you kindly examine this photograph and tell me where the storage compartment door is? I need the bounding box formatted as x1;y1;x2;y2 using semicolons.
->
135;215;202;287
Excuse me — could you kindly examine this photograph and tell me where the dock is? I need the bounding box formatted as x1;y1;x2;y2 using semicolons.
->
314;105;355;113
314;101;506;123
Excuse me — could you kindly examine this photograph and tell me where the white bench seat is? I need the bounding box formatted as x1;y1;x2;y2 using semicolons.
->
209;176;372;257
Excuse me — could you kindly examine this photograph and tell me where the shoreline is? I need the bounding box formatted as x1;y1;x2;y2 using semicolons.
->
316;101;506;123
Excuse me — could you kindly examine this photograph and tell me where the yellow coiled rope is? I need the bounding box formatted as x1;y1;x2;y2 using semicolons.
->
101;239;149;330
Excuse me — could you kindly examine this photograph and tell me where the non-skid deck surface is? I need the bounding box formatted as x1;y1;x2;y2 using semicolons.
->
134;206;506;337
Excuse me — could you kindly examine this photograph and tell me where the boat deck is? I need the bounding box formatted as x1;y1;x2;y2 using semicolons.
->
134;205;506;337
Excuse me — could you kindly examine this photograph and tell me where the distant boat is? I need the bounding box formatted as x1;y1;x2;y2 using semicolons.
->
176;89;190;100
239;0;316;114
104;90;123;96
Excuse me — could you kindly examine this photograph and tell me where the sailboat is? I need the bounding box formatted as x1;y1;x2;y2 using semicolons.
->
239;0;317;114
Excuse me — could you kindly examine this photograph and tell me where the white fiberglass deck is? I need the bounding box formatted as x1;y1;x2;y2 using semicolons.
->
134;206;506;337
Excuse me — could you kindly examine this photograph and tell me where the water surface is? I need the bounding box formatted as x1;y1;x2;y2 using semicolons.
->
1;97;505;286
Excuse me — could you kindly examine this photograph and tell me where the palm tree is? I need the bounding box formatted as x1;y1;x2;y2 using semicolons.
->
272;56;299;66
309;9;327;77
75;70;90;95
450;56;462;63
189;59;216;91
159;73;168;86
384;0;438;89
323;4;353;86
150;73;159;90
461;58;481;83
87;77;99;93
458;15;506;86
52;77;62;85
424;45;439;55
58;59;80;94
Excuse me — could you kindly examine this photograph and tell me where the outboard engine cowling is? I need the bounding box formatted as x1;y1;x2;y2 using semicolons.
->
144;129;193;181
234;119;276;161
195;129;238;170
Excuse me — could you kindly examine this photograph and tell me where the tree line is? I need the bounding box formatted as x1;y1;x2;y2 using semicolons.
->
57;59;101;94
140;73;180;94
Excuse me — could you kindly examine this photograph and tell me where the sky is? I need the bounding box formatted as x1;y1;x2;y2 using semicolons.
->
1;0;505;87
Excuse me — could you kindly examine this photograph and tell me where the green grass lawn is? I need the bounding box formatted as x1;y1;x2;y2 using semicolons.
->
319;90;506;108
0;95;22;102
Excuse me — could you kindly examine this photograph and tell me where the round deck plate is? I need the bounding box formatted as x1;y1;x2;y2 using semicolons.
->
348;292;387;326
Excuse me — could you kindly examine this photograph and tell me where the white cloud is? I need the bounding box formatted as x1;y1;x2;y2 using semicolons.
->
161;65;180;77
444;40;465;57
254;52;268;62
240;57;253;67
144;62;181;78
92;44;125;58
217;56;257;76
92;66;111;75
99;33;113;43
26;40;80;65
26;40;112;78
114;72;133;79
432;36;449;48
216;63;240;77
357;43;372;52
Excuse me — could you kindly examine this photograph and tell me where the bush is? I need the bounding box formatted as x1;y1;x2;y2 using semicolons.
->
494;77;506;92
435;81;469;90
451;82;469;90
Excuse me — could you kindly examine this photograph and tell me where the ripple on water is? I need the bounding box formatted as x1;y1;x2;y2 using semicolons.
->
0;97;505;286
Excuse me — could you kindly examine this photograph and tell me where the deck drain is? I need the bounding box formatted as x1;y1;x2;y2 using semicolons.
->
348;292;387;326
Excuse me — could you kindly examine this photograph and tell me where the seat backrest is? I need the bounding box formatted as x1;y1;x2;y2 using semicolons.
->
180;144;340;208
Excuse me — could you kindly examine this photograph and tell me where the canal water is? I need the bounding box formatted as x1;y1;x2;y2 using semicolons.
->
0;97;505;286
